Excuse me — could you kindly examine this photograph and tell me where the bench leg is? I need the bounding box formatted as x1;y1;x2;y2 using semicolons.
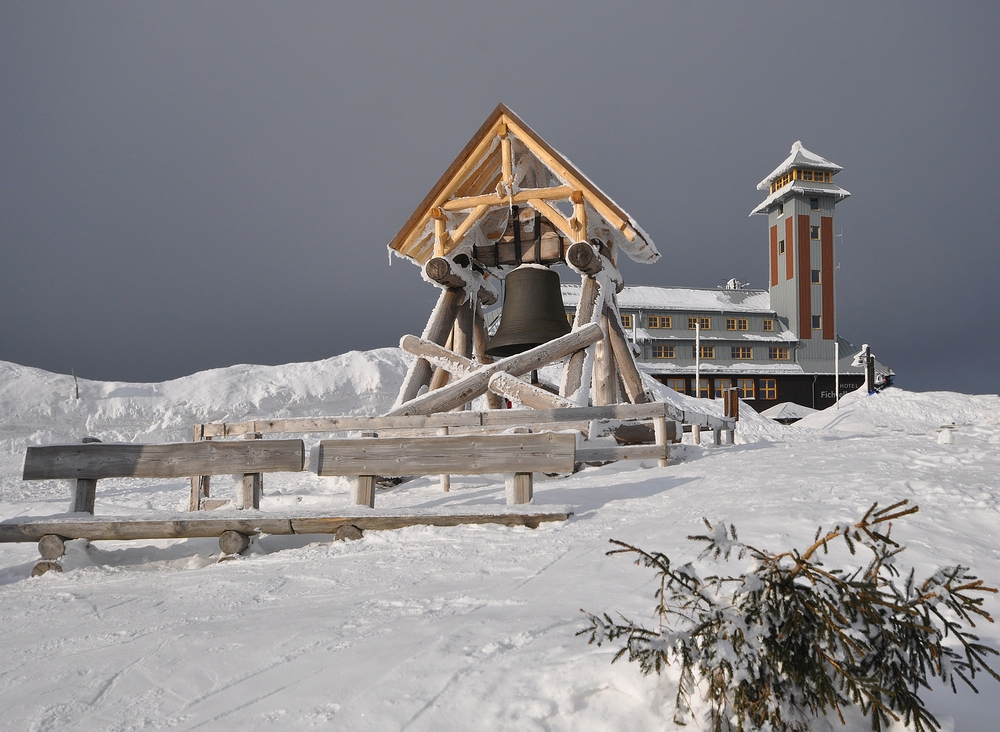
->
505;472;533;505
74;479;97;514
354;476;376;508
240;473;262;510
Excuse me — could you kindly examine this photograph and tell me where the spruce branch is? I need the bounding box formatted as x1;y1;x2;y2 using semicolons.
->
579;502;999;732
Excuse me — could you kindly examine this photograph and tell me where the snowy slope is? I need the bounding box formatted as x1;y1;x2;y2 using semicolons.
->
1;354;998;731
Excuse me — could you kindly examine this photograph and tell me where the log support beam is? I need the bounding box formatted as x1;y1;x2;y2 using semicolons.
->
396;287;465;406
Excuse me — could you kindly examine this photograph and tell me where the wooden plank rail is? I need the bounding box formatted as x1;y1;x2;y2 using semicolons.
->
317;433;577;477
23;440;305;480
196;401;733;439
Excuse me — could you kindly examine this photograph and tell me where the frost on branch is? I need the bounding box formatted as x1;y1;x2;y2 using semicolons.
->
578;500;1000;732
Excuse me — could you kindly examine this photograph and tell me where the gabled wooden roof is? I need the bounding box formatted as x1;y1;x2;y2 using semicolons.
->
388;104;659;267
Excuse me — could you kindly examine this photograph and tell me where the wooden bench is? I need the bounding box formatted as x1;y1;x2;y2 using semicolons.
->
317;432;579;507
22;437;305;514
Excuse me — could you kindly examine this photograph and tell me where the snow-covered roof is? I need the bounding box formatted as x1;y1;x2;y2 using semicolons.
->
750;180;851;216
562;283;773;314
756;141;843;191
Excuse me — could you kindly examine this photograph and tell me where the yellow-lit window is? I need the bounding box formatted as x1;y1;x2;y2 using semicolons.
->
726;318;737;331
666;378;686;394
738;318;749;331
688;317;710;330
647;315;671;329
652;344;675;359
713;378;733;398
760;379;777;400
620;314;633;329
731;346;753;359
769;346;790;360
695;345;715;359
763;319;774;332
698;379;710;398
737;378;755;399
566;311;575;324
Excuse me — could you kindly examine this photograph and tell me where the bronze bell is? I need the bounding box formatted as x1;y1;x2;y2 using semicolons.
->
487;265;572;357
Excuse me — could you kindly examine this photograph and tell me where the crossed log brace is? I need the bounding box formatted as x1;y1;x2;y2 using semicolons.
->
390;246;651;416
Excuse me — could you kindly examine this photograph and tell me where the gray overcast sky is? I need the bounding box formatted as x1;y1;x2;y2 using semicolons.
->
2;2;998;394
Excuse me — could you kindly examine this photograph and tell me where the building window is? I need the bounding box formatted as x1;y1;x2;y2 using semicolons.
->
566;312;575;324
738;318;749;331
647;315;671;329
688;317;711;330
778;240;785;254
769;346;790;360
760;378;777;400
620;314;633;329
731;346;753;359
812;315;822;330
694;345;715;359
652;344;675;359
810;197;820;211
737;378;755;399
713;378;733;398
811;225;820;240
726;318;737;330
777;203;784;217
811;269;821;284
666;378;686;394
698;379;710;398
763;319;774;332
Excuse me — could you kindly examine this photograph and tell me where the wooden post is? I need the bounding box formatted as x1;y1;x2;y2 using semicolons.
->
189;424;209;512
452;301;474;410
604;303;649;404
505;473;533;505
571;190;587;241
653;416;669;468
713;427;722;446
240;432;263;510
438;426;450;492
473;302;504;409
428;328;456;392
505;427;533;505
561;274;601;400
396;287;464;405
432;207;448;257
353;431;378;508
592;311;617;406
74;437;102;514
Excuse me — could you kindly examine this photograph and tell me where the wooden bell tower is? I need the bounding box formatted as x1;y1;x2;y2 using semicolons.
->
384;104;662;415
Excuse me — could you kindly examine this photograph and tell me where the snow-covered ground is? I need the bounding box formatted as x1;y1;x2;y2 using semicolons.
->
1;351;998;731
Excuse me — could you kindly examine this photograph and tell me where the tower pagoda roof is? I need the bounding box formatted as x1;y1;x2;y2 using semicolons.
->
756;141;843;191
750;141;850;216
